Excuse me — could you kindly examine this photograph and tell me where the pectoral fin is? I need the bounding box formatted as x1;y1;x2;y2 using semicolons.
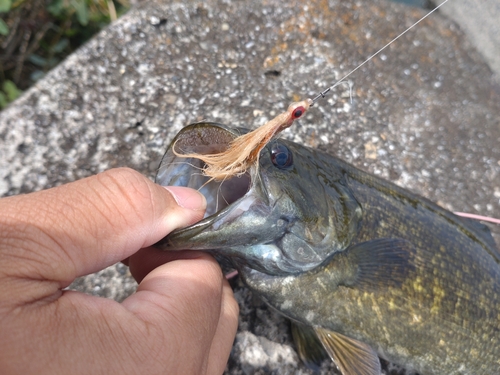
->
344;238;416;292
315;328;381;375
291;321;329;371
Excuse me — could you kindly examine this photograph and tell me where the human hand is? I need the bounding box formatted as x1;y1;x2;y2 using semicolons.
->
0;168;239;375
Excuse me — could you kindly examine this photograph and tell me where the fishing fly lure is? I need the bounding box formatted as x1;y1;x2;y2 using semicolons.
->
173;99;312;180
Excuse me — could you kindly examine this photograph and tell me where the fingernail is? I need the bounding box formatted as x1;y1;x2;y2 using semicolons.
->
164;186;207;211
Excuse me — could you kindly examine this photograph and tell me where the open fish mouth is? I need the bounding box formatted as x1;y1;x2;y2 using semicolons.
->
155;123;262;243
156;122;253;218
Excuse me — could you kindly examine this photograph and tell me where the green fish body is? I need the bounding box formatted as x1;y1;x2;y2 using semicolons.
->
156;123;500;375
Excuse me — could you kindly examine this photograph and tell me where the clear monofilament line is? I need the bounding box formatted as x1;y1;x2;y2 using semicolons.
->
310;0;451;106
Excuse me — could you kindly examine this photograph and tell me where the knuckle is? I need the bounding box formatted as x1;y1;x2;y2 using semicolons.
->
95;168;158;222
98;168;151;202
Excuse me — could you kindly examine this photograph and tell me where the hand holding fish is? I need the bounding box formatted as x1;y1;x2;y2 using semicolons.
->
0;168;238;375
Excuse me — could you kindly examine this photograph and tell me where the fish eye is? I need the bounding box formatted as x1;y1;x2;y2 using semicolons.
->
270;143;293;169
292;106;305;119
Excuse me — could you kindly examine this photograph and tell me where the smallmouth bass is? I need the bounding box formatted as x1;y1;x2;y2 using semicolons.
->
156;122;500;375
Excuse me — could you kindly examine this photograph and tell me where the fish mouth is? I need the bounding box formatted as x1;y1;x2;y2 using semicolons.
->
155;122;265;250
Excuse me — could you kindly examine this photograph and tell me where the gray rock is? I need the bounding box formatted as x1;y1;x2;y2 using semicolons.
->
435;0;500;79
1;0;499;374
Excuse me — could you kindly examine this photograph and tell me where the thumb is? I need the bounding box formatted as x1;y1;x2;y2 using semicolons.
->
0;168;207;288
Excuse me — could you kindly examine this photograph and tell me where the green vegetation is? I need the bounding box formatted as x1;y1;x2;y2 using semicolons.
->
0;0;130;109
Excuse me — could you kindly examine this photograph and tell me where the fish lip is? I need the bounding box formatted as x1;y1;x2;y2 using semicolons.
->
170;181;260;236
157;171;265;250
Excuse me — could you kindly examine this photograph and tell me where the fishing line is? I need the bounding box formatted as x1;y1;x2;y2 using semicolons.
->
310;0;451;106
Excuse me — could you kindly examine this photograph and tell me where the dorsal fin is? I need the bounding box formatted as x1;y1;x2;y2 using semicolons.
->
457;216;500;262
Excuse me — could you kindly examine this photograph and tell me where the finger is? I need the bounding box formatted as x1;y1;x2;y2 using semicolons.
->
206;278;239;375
0;168;206;285
128;247;239;374
121;252;227;374
128;246;207;283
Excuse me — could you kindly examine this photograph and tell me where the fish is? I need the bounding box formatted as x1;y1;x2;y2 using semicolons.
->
155;122;500;375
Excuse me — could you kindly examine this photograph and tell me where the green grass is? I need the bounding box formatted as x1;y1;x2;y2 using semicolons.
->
0;0;129;109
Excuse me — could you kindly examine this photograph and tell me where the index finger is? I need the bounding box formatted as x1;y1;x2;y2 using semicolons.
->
0;168;206;285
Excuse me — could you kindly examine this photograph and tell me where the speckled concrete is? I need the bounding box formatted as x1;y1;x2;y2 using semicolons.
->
1;0;499;374
435;0;500;79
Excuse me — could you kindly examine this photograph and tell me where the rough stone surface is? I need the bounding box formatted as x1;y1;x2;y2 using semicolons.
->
1;0;499;374
435;0;500;79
